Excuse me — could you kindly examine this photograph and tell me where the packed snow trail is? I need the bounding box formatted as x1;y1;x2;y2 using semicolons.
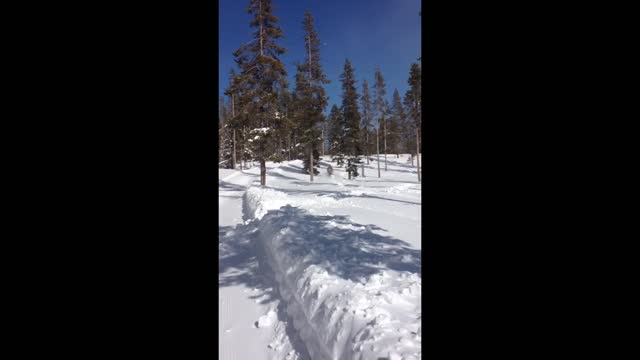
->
219;164;309;360
219;155;421;360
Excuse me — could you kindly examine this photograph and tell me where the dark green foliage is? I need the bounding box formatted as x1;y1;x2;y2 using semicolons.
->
360;80;374;159
294;10;329;177
268;152;286;163
327;104;342;155
404;63;421;129
388;89;404;154
374;67;387;131
345;156;362;178
404;62;421;153
231;0;289;185
339;59;361;157
332;153;345;167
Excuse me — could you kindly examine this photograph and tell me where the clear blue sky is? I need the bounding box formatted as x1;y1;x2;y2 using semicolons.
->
219;0;421;114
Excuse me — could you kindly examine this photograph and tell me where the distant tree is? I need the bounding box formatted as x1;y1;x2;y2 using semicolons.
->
388;89;404;157
294;10;329;180
404;62;422;182
232;0;288;186
223;69;243;169
360;80;373;164
340;59;361;156
219;96;234;168
339;59;362;179
373;67;388;176
327;104;343;157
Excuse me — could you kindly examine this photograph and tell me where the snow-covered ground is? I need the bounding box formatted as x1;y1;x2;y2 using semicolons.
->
219;155;422;360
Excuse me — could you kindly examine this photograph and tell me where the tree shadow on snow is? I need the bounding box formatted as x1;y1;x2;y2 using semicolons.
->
219;223;312;358
218;180;248;191
219;207;420;358
267;185;421;206
259;206;421;281
267;170;301;182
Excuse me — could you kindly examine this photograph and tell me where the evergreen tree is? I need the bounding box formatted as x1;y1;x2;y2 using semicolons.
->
327;104;342;157
277;88;295;161
388;89;404;157
338;59;362;178
339;59;361;164
232;0;288;186
373;67;388;176
360;80;373;164
219;96;225;164
292;10;329;179
404;62;422;181
223;69;242;169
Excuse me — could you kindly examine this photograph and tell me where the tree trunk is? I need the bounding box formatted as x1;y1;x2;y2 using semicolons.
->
384;117;387;171
232;129;237;169
260;159;266;186
231;94;236;169
366;131;370;164
376;126;381;178
309;147;314;182
321;126;325;157
416;128;421;183
362;162;365;177
287;134;291;161
240;126;246;169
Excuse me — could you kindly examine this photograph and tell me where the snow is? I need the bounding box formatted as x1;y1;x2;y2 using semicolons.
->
220;154;421;360
252;127;271;133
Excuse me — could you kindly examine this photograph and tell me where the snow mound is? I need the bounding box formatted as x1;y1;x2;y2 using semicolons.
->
243;186;340;221
256;309;277;328
255;205;421;360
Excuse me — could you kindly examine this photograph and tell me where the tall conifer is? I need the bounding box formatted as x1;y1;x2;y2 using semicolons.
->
294;10;329;180
233;0;288;185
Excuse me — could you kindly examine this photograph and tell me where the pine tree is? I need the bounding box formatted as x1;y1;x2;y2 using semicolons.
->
389;89;404;157
327;104;343;158
339;59;361;178
277;88;295;161
404;62;422;182
373;67;388;176
360;80;373;164
223;69;242;169
291;10;329;180
219;96;234;168
232;0;288;186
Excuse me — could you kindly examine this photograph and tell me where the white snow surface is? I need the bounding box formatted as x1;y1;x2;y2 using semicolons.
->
220;155;421;360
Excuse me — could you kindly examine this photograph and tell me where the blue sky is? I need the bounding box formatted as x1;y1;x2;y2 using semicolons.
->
219;0;421;114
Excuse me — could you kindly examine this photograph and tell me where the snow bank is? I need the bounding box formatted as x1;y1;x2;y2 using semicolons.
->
243;187;341;221
252;203;421;360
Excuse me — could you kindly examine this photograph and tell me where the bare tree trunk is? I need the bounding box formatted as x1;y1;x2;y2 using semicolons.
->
232;129;237;169
240;126;245;170
362;162;365;177
309;147;314;182
321;126;324;157
416;128;421;183
260;159;266;186
384;117;387;171
287;134;291;161
376;125;381;178
231;94;236;169
365;131;369;164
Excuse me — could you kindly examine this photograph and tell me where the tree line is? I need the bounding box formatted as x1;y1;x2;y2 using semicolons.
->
219;0;421;185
